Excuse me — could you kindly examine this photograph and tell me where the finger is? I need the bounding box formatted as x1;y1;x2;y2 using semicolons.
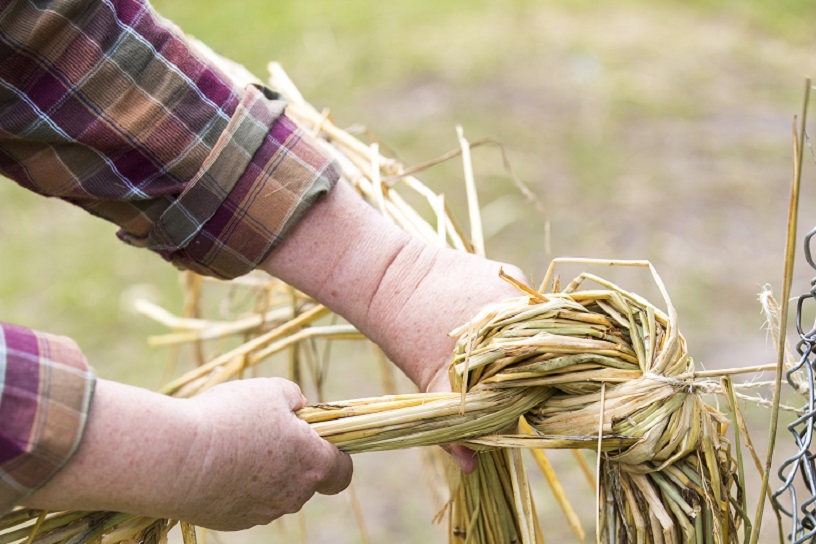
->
439;443;478;473
277;379;308;411
450;444;478;473
313;441;353;496
426;372;478;472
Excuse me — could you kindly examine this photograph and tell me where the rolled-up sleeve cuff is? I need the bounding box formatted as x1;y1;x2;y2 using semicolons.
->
0;323;95;513
148;84;339;280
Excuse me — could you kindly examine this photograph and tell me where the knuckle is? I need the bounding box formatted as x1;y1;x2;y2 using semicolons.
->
278;379;306;409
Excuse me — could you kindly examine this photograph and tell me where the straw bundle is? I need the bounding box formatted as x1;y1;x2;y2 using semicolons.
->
0;267;743;544
296;261;742;544
447;267;741;544
0;48;755;544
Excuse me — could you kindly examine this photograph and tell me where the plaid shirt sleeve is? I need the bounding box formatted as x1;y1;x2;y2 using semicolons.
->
0;0;340;280
0;0;340;512
0;322;95;513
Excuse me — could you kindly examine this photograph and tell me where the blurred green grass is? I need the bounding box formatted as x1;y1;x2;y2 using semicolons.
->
2;0;815;541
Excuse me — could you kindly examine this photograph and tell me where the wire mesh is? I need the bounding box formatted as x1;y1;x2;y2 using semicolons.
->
774;225;816;543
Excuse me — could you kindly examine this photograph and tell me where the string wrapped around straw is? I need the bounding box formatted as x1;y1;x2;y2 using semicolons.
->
449;262;741;544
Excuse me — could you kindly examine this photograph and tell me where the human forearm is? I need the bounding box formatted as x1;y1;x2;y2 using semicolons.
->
260;181;524;391
24;378;352;530
260;181;438;387
24;379;199;518
259;181;409;333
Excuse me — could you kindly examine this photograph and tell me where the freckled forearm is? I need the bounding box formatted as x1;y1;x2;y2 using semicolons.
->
24;379;199;518
259;181;423;346
259;180;523;391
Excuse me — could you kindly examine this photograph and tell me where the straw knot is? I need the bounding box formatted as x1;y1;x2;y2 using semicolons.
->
447;278;741;542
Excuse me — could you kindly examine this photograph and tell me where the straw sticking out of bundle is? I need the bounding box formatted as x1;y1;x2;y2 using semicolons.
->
291;260;743;544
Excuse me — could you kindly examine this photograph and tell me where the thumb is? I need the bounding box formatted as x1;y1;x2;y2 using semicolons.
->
313;437;353;496
281;378;353;494
427;367;478;474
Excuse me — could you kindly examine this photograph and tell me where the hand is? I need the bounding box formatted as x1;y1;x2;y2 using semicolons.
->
24;378;352;531
176;378;353;530
261;181;527;472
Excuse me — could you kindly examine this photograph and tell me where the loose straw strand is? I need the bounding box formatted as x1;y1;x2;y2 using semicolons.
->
752;78;811;544
595;383;606;544
457;125;485;257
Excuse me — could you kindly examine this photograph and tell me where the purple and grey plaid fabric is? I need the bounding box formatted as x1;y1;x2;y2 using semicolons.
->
0;322;94;513
0;0;339;510
0;0;338;278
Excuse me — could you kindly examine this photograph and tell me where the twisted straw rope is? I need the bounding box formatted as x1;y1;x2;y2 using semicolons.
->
0;271;741;544
295;269;741;544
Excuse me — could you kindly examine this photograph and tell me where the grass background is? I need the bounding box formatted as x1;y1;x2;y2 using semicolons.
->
1;0;815;541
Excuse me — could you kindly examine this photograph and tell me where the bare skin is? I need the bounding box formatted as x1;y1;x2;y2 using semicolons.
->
25;181;523;528
261;182;525;470
262;182;524;393
26;378;351;531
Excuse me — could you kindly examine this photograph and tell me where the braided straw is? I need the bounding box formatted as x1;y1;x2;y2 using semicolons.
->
297;264;742;544
1;266;742;544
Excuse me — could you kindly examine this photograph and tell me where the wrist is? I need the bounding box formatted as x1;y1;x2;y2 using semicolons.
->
367;247;523;391
364;236;444;388
24;380;199;519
